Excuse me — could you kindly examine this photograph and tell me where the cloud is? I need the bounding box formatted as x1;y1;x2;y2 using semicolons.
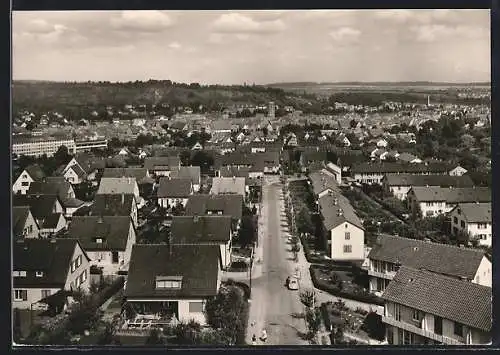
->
169;41;181;49
212;13;286;34
329;27;361;42
412;24;489;42
24;19;56;34
110;11;174;32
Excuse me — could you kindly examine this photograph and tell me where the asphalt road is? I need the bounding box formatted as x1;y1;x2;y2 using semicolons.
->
249;181;309;345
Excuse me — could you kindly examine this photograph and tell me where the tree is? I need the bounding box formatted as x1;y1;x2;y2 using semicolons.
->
179;150;191;166
237;216;257;247
349;119;358;128
191;151;214;173
54;145;71;166
304;307;322;340
300;289;317;308
296;206;314;234
145;328;164;345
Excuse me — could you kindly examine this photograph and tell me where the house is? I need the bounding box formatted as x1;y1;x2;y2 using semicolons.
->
66;216;136;276
309;171;340;199
97;177;140;200
102;167;153;184
382;174;475;201
185;194;244;231
27;177;85;217
397;152;422;164
169;121;188;132
13;206;39;239
91;194;138;226
62;154;103;182
318;192;364;261
123;244;221;325
366;234;492;295
299;151;328;171
284;133;298;147
144;156;181;177
170;166;201;192
62;164;87;185
157;177;193;209
407;187;491;218
13;164;45;195
12;238;90;310
211;177;246;196
325;163;342;184
39;213;67;238
351;162;450;185
449;165;468;176
191;142;203;151
449;203;492;247
13;195;65;229
170;215;233;269
381;266;491;345
210;120;232;134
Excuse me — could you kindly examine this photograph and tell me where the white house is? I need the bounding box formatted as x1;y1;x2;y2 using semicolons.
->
157;177;193;209
13;238;91;310
449;166;468;176
97;177;140;199
13;206;40;239
124;244;222;326
449;202;492;247
170;166;201;192
318;192;364;261
39;213;67;238
13;165;45;195
67;216;137;276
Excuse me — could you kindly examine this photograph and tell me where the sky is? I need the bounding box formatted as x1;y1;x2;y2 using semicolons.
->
12;10;491;84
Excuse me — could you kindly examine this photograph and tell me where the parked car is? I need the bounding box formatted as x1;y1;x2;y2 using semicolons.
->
287;276;299;290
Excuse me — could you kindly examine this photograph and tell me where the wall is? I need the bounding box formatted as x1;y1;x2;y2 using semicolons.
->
23;211;40;239
64;242;90;292
354;173;384;185
473;256;492;287
157;197;189;208
178;299;208;325
12;287;61;310
64;168;82;185
13;171;34;195
330;222;364;261
389;186;411;200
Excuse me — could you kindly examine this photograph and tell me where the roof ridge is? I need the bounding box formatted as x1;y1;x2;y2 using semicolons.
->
382;234;484;254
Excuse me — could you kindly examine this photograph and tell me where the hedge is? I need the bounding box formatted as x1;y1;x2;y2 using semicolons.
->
95;277;125;308
310;266;384;306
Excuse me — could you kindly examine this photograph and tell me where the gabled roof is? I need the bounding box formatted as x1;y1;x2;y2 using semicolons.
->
28;177;73;202
157;177;193;198
170;166;201;185
102;168;149;182
309;171;340;196
74;153;105;173
97;177;138;195
409;186;491;203
384;174;474;188
13;238;86;288
23;164;46;181
67;216;133;251
171;215;232;244
185;194;243;220
144;156;180;171
13;194;61;220
13;206;32;236
91;194;135;217
67;163;87;178
397;152;419;162
451;202;492;223
382;266;491;332
211;177;246;196
125;244;220;299
219;166;250;178
367;234;486;280
318;192;363;230
41;213;64;229
352;162;450;174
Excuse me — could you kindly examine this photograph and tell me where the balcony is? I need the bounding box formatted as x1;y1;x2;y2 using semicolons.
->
368;269;397;280
382;316;465;345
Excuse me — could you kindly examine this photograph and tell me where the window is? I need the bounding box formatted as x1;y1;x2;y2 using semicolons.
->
41;289;51;298
412;309;422;322
460;221;465;228
13;271;27;277
21;181;29;186
76;255;82;268
345;232;350;240
343;245;352;253
478;223;488;229
96;238;103;244
156;280;182;289
454;322;463;336
36;271;44;277
14;290;27;301
189;301;204;313
403;330;413;345
426;202;433;207
345;223;348;228
394;304;401;321
454;217;458;224
112;252;119;264
426;211;434;217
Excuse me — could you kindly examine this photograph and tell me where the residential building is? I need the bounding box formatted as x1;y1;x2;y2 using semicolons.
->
309;171;340;199
318;192;365;261
449;166;468;176
62;164;87;184
66;216;137;275
382;174;475;201
74;138;108;153
157;177;194;209
123;244;222;325
325;162;342;184
351;162;449;185
397;152;422;164
185;194;243;230
39;213;67;238
407;187;491;218
366;234;492;294
12;135;76;157
13;195;65;229
91;193;138;226
13;164;45;195
12;238;90;310
144;156;181;177
13;206;39;239
62;154;104;183
170;166;201;192
27;177;84;217
97;177;140;199
382;266;491;345
211;177;246;196
449;203;492;247
171;215;233;269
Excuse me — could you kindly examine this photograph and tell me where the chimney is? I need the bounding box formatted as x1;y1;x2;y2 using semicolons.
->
233;176;236;182
97;216;103;224
333;198;338;205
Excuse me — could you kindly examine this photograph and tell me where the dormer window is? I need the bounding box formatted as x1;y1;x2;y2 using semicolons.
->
155;276;183;289
96;238;103;244
12;271;27;277
36;271;44;277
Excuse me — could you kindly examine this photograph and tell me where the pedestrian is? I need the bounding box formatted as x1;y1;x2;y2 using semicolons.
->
252;334;257;345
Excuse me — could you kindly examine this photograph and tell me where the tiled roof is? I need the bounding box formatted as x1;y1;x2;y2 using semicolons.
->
13;206;31;237
41;213;63;229
171;215;232;244
384;174;474;188
170;166;201;185
97;177;138;195
157;177;193;198
318;192;363;230
28;177;73;202
210;177;246;196
368;234;486;280
13;194;61;220
185;194;243;220
352;162;449;174
91;194;135;217
309;171;340;196
24;164;46;181
410;187;491;203
67;216;133;251
13;238;85;288
124;244;220;299
144;156;180;171
68;163;87;178
451;202;492;223
102;168;148;181
382;266;491;332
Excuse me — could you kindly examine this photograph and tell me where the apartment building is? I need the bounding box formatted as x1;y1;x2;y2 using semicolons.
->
74;138;108;153
449;202;492;247
12;136;76;157
382;267;491;345
351;162;449;185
